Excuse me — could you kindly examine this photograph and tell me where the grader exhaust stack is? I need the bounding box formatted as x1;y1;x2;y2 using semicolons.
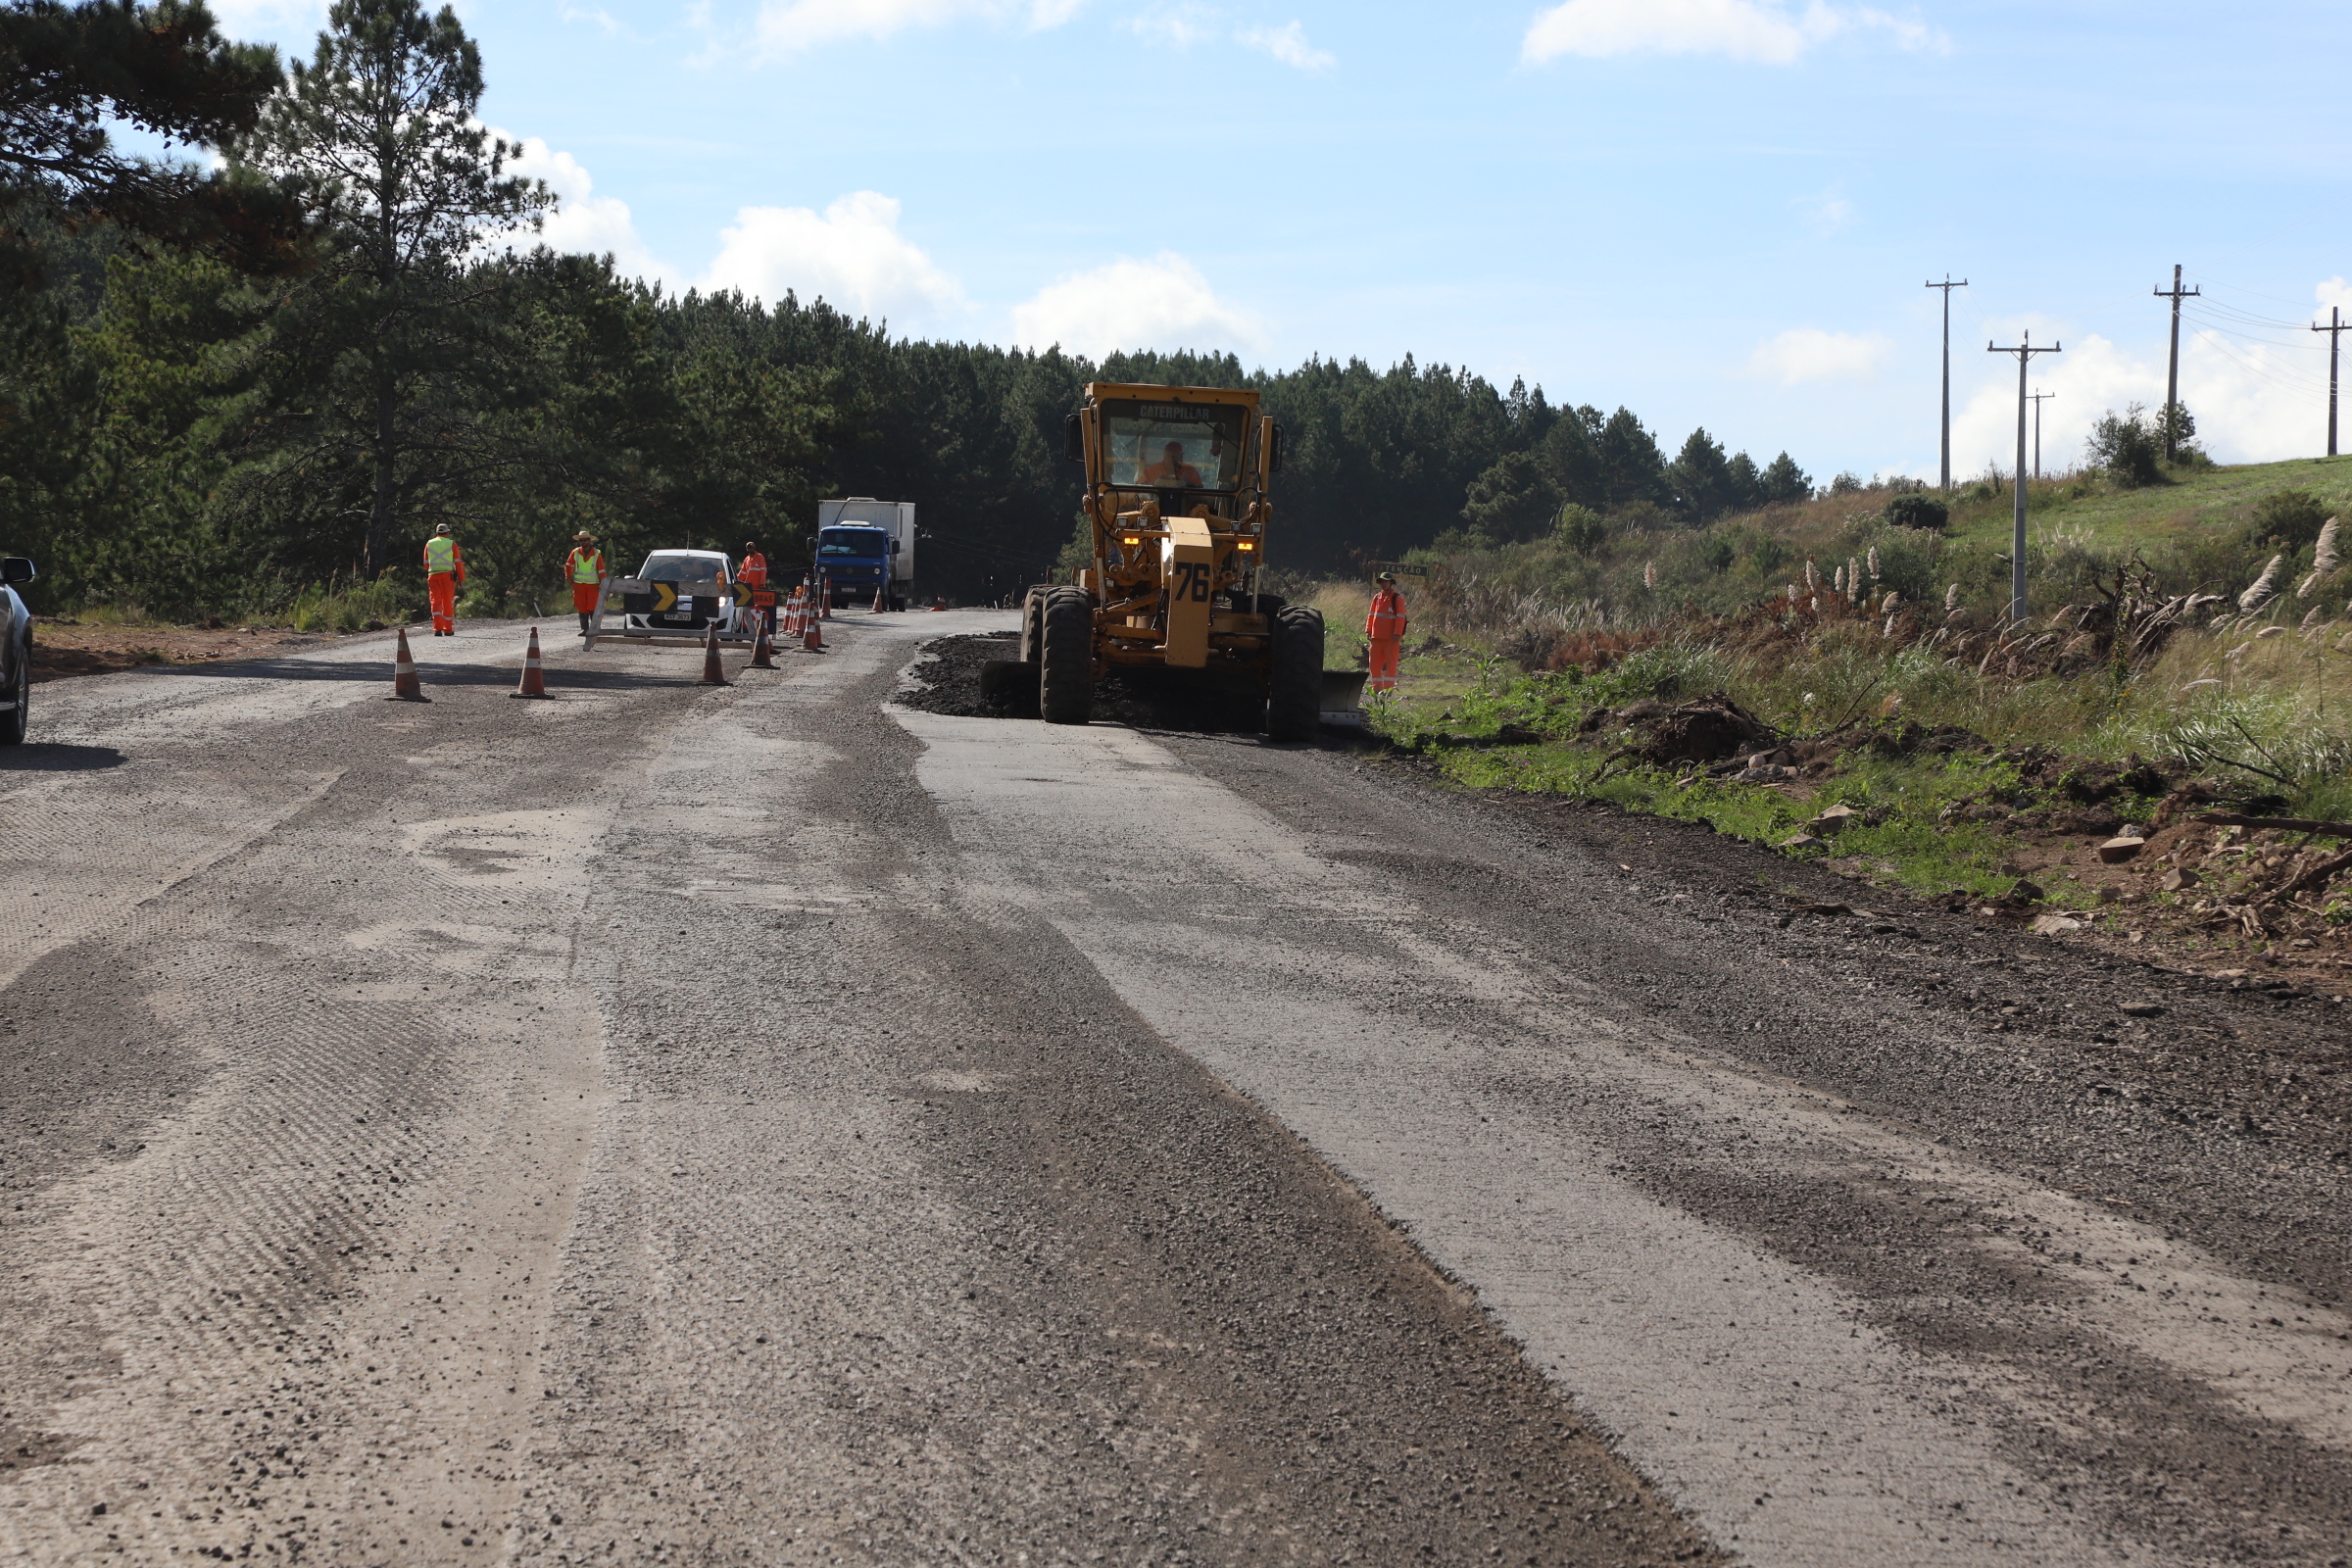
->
1017;382;1325;739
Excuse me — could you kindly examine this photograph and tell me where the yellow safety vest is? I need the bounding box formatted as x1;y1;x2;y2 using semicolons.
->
425;536;458;574
569;548;604;583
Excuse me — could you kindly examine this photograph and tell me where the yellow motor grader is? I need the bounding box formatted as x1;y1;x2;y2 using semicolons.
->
1017;382;1324;739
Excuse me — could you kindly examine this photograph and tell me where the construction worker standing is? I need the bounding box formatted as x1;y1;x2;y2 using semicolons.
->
565;531;606;637
423;523;466;636
1365;570;1408;694
738;540;769;636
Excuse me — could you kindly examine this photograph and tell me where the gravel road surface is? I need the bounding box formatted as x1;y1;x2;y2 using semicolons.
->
4;613;2349;1566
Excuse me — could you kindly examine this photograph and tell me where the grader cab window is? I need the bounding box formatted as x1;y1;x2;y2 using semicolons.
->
1104;401;1246;492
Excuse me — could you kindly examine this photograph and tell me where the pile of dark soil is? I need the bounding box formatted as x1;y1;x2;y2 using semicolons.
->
896;633;1277;735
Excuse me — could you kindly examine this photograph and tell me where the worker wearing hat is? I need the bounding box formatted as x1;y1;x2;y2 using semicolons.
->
564;531;607;637
1365;570;1408;695
422;523;466;636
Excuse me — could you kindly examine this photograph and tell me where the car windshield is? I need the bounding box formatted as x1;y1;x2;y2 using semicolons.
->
641;555;725;583
818;528;888;558
1102;400;1247;492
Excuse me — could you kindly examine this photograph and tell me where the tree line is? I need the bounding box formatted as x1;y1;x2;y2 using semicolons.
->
1;0;1816;617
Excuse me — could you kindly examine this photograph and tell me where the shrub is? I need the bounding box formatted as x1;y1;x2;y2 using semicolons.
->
1883;494;1948;532
2251;488;2330;552
1555;503;1609;556
2085;405;2165;488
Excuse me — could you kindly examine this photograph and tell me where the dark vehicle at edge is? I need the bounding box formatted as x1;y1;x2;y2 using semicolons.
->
2;556;35;746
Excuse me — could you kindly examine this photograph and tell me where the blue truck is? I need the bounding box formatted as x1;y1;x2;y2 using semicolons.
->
814;498;916;611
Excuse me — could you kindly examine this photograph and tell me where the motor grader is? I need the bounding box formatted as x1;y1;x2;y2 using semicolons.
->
1016;382;1324;738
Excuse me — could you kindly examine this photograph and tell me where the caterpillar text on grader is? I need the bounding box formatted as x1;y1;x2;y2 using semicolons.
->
1017;382;1328;739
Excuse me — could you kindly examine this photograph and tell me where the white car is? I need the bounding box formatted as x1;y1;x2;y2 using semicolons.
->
619;550;751;638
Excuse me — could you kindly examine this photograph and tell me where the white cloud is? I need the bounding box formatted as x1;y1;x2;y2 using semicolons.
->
1011;253;1262;358
755;0;1083;55
206;0;325;31
1237;20;1335;71
1128;10;1333;69
1798;186;1855;236
1521;0;1948;67
702;191;967;326
1749;327;1890;384
504;134;675;284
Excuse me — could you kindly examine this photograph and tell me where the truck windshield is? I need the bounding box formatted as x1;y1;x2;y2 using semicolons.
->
1102;400;1247;492
641;556;725;583
817;528;888;557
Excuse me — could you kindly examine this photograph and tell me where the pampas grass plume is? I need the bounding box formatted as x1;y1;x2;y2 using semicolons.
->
2239;554;2284;612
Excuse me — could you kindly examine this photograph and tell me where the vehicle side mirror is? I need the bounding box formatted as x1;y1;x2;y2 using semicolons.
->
1268;422;1285;473
0;557;34;586
1063;412;1084;463
890;538;901;554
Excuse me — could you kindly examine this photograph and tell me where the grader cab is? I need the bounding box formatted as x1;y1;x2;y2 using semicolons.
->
1019;382;1324;739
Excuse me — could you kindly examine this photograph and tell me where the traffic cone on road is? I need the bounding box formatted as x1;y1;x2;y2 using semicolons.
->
819;578;833;618
701;622;727;685
803;613;823;652
511;625;550;698
931;595;946;611
387;626;427;702
871;582;889;613
750;619;776;668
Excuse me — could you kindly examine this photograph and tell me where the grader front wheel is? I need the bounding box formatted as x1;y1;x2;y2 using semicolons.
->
1039;586;1096;725
1265;605;1323;742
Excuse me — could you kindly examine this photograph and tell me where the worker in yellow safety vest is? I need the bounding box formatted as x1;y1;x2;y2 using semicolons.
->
1364;570;1408;693
565;531;606;637
423;523;466;636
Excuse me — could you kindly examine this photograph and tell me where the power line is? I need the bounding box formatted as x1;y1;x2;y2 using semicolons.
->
1926;276;1968;492
1988;330;2061;624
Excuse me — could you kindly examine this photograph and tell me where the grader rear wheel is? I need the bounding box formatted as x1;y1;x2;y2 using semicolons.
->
1039;586;1096;725
1265;605;1323;742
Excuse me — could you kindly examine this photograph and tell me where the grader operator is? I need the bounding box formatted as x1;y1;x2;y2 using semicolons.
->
1019;383;1324;739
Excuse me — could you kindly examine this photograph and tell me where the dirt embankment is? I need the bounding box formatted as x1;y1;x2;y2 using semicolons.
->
27;619;349;682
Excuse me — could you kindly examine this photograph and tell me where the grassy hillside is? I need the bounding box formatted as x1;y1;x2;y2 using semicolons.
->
1311;456;2352;975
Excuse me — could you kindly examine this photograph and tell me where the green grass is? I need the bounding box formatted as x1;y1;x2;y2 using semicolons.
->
1937;454;2352;557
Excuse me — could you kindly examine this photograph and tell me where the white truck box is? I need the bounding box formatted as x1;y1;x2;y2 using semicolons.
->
816;498;916;586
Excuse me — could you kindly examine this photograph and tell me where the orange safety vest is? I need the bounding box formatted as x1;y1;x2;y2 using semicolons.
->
739;551;767;591
1365;587;1407;640
567;547;605;583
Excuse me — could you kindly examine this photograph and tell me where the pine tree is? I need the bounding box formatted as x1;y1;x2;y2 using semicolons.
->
234;0;549;571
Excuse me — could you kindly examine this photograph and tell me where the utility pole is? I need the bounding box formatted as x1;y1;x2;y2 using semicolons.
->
2153;263;2201;463
1926;275;1969;491
1988;330;2062;625
2027;389;2055;478
2313;306;2349;458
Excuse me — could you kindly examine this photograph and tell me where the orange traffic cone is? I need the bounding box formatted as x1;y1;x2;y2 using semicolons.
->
931;595;946;612
701;622;727;685
819;578;833;618
388;625;427;702
803;614;823;652
750;618;775;668
511;625;550;698
871;582;888;613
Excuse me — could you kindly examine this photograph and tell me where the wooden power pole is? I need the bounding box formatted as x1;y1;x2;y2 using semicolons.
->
1988;331;2062;624
1927;275;1968;491
2153;264;2200;463
2028;389;2054;478
2314;306;2350;458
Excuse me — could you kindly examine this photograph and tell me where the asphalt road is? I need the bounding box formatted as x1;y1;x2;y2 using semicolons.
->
3;611;2348;1566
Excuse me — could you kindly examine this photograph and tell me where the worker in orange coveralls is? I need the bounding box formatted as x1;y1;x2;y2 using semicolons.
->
423;523;466;636
738;540;769;636
1364;570;1408;694
564;531;606;637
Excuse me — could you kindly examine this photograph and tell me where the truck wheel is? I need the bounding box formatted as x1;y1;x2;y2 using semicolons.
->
1265;606;1323;742
1018;586;1048;663
1039;586;1095;726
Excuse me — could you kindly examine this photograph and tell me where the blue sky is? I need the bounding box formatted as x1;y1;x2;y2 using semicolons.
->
210;0;2352;484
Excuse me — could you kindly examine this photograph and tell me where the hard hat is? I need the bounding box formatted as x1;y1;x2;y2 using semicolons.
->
1376;570;1396;583
435;523;452;536
573;530;594;543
